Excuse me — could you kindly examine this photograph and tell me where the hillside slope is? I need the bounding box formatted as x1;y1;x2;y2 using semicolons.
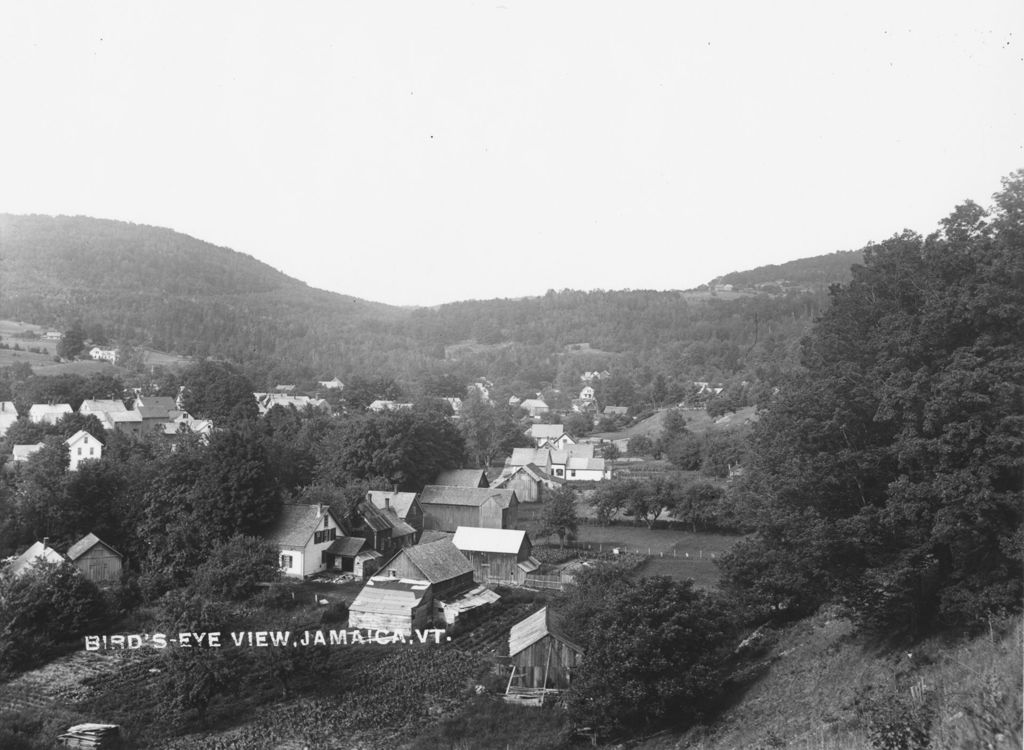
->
637;610;1022;750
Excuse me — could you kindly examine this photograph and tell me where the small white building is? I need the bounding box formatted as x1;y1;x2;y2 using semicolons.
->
0;401;18;438
66;430;102;471
267;504;348;579
89;347;118;364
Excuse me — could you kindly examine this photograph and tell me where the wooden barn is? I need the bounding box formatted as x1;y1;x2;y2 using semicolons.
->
66;533;123;584
418;486;519;532
506;606;584;703
491;463;562;504
348;579;433;634
452;527;540;585
376;539;475;600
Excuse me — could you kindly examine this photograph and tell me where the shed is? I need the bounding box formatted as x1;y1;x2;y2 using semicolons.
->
348;579;433;635
506;606;583;699
66;533;123;584
376;539;475;600
452;527;539;585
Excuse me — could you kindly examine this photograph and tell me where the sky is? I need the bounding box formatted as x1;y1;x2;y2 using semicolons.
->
1;2;1021;307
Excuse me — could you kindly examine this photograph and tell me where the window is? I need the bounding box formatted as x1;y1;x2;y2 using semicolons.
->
77;448;82;455
323;516;329;529
314;528;337;545
280;554;293;569
388;569;398;578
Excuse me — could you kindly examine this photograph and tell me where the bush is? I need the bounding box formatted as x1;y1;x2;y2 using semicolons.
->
319;601;348;625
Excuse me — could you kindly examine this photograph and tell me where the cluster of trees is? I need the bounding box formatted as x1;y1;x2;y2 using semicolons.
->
590;474;738;531
720;171;1024;636
560;565;738;735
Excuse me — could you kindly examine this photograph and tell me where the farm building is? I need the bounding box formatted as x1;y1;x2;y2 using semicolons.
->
66;533;122;584
419;486;519;532
491;463;562;503
267;503;354;579
433;469;489;488
506;606;584;702
565;456;608;481
452;527;540;585
323;535;381;578
348;579;433;634
367;490;424;539
7;539;66;577
28;403;73;425
375;539;475;600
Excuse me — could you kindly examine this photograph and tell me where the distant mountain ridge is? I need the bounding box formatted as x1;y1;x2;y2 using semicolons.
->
0;213;856;386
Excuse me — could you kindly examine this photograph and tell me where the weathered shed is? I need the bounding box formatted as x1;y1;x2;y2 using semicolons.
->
418;486;519;531
507;606;583;696
452;527;539;585
66;533;123;584
348;579;433;634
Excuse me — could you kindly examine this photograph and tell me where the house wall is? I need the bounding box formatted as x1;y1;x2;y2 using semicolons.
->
278;548;305;578
567;468;605;482
511;635;583;689
462;550;522;585
73;546;122;584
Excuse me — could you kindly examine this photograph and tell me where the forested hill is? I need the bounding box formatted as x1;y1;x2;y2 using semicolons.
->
0;213;846;389
0;214;409;376
708;248;863;292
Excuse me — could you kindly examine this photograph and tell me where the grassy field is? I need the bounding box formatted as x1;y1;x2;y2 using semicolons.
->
592;405;758;443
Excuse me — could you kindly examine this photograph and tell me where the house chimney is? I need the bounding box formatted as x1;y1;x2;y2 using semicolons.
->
42;536;49;548
317;502;324;515
385;496;390;510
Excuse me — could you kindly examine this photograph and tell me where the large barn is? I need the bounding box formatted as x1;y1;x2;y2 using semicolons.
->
451;527;540;585
505;606;584;703
418;486;519;532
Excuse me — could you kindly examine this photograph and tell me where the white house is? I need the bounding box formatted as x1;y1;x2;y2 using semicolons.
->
66;430;102;471
525;424;574;449
88;347;117;364
579;385;595;402
12;443;45;463
565;457;608;481
267;504;351;579
318;377;344;390
519;399;549;419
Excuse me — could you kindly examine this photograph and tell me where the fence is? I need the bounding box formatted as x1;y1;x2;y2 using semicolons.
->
522;574;565;590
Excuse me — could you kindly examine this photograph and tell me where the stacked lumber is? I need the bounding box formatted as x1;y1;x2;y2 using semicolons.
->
56;723;123;748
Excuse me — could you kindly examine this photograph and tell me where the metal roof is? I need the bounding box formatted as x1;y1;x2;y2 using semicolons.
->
452;527;528;555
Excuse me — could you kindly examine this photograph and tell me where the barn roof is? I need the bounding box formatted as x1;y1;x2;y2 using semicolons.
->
508;606;582;656
266;504;339;548
434;469;489;488
388;539;473;583
419;486;517;509
66;533;121;562
452;527;529;555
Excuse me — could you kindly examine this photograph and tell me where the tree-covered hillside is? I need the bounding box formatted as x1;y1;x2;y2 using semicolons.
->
0;213;853;396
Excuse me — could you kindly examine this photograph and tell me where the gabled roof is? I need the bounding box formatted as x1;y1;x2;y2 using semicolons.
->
65;430;102;447
452;527;529;555
367;491;420;519
528;424;565;440
266;504;340;548
66;533;121;562
510;447;550;467
356;500;416;537
135;395;178;412
79;399;127;414
434;469;489;488
419;486;517;509
519;399;548;410
28;403;73;423
493;463;564;488
8;540;66;577
386;539;473;583
567;457;606;472
509;606;583;656
109;409;142;423
603;405;629;415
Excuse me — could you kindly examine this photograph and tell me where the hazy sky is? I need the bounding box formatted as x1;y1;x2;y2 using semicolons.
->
1;2;1021;306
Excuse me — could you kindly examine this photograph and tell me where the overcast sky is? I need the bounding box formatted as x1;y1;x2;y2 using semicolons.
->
1;2;1021;306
